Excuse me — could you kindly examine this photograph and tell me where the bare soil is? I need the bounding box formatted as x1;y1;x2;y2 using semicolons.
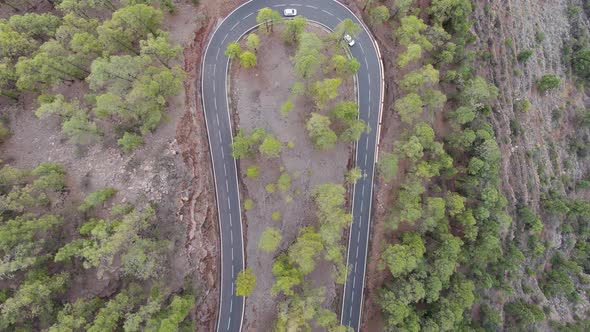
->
229;26;355;330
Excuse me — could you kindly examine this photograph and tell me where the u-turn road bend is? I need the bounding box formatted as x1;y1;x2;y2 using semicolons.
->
200;1;383;331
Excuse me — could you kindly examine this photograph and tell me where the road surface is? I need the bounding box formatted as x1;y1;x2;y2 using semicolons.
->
200;1;383;331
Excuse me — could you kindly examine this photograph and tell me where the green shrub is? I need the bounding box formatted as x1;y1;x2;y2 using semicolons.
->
265;183;276;193
517;49;533;62
535;31;545;43
118;132;144;153
0;123;10;142
504;300;545;327
78;188;117;212
573;48;590;80
245;165;260;178
518;206;543;234
235;268;256;296
258;227;282;252
244;199;254;211
277;172;291;193
272;211;281;221
536;74;560;92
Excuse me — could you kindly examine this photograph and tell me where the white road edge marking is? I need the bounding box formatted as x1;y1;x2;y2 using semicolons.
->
230;21;240;31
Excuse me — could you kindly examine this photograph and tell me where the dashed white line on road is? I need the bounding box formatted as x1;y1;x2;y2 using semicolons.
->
226;180;229;191
221;32;229;45
349;305;353;318
321;9;334;16
231;249;234;260
218;130;222;142
356;245;359;258
213;64;216;77
223;164;227;175
368;72;371;86
364;153;368;164
272;4;286;7
354;263;357;273
305;5;318;9
364;57;369;68
244;12;254;19
360;200;363;213
230;231;234;244
227;196;231;209
365;137;369;150
230;300;233;313
353;276;356;288
214;95;217;110
216;48;220;60
230;21;240;31
227;318;231;330
357;231;360;242
216;112;220;124
232;265;234;277
221;148;225;159
229;212;232;227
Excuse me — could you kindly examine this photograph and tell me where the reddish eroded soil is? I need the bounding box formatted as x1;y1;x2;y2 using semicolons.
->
229;26;355;330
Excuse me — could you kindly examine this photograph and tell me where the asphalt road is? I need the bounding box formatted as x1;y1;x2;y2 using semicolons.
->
200;1;383;331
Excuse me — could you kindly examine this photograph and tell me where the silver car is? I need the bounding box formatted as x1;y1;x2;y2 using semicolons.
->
283;8;297;17
343;34;355;46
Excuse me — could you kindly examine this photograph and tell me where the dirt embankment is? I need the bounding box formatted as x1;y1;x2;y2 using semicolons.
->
174;0;245;330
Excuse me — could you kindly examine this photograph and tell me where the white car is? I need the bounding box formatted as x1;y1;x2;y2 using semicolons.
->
283;8;297;17
343;34;355;46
